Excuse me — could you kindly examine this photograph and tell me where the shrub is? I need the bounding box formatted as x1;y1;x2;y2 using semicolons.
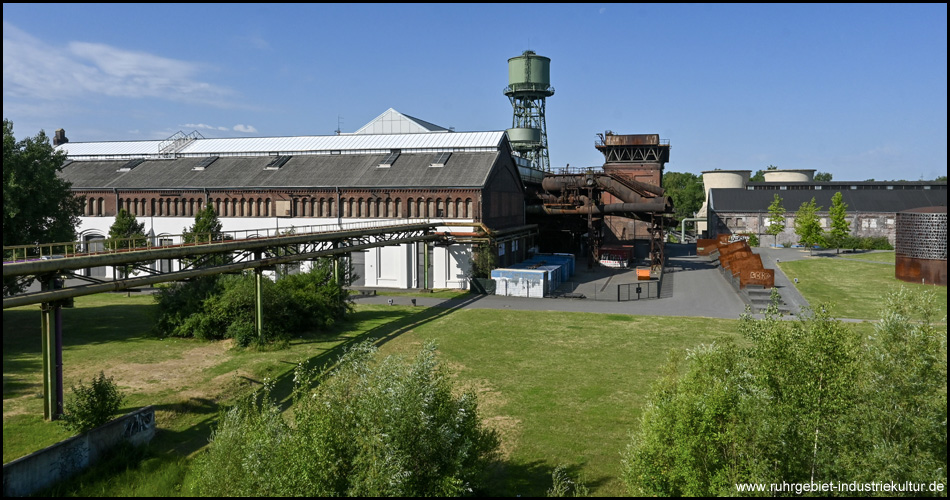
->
620;288;946;496
860;236;893;250
60;371;126;434
154;275;223;338
740;232;759;247
153;259;351;346
842;235;894;252
547;464;590;497
189;341;500;496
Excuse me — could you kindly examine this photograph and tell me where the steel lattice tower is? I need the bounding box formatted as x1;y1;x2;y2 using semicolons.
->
504;50;554;171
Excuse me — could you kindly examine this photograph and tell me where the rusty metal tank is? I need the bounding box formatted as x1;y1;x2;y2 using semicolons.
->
895;206;947;286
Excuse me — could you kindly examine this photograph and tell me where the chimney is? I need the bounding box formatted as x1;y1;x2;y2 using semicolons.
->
53;129;68;146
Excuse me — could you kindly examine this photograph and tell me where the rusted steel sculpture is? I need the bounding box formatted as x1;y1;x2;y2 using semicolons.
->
697;238;775;289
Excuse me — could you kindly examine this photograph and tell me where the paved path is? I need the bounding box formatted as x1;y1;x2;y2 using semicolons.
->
751;246;815;316
354;244;750;320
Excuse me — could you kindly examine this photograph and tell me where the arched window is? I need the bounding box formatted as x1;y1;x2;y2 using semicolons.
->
264;198;271;217
466;198;474;219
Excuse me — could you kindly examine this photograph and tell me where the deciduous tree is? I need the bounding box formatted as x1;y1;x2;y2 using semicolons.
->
765;194;786;246
825;191;850;254
793;197;823;248
3;119;84;295
182;203;230;268
661;171;704;223
621;288;946;496
107;208;149;279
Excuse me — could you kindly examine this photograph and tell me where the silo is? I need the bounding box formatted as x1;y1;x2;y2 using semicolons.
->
696;170;751;234
895;206;947;286
505;50;555;171
763;169;815;183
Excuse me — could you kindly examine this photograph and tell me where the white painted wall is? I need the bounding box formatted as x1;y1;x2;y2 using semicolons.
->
75;216;475;290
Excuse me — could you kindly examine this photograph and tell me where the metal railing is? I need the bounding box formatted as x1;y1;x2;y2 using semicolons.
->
3;219;444;264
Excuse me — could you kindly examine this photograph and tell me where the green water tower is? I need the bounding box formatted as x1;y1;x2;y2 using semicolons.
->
505;50;555;171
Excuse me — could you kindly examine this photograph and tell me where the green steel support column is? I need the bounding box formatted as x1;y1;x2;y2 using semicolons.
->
333;241;341;283
39;276;64;421
41;302;52;420
255;268;264;343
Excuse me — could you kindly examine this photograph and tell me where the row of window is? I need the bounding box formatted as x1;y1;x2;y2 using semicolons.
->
721;216;896;229
85;196;476;219
297;197;475;219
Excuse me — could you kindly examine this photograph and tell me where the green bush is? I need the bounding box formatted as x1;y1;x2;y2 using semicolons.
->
60;371;126;434
153;259;352;346
740;233;759;247
621;288;946;496
842;235;894;251
547;464;590;497
154;275;223;338
189;341;500;496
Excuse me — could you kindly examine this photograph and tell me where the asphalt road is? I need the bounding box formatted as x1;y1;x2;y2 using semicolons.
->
354;244;758;320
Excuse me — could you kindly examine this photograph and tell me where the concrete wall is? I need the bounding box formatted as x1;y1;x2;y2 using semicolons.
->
3;406;156;497
698;170;751;233
710;211;899;246
763;169;815;183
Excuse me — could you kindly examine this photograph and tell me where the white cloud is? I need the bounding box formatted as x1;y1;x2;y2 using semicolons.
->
233;124;258;133
245;35;270;50
184;123;230;132
2;21;236;107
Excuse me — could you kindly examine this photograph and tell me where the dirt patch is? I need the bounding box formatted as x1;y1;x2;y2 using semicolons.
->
72;339;237;398
456;377;521;460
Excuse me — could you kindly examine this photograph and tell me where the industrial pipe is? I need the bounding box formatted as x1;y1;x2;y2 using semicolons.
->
528;199;669;216
679;217;706;243
541;173;665;199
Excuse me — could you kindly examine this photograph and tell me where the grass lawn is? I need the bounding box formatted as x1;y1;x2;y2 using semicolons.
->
373;288;472;299
778;256;947;320
4;292;744;497
835;250;895;263
374;308;743;496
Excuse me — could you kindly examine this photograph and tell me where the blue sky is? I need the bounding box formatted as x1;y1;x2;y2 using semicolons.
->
3;3;947;181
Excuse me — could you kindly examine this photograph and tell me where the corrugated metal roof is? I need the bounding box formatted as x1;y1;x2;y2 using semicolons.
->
59;152;502;190
57;131;505;159
57;140;164;158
